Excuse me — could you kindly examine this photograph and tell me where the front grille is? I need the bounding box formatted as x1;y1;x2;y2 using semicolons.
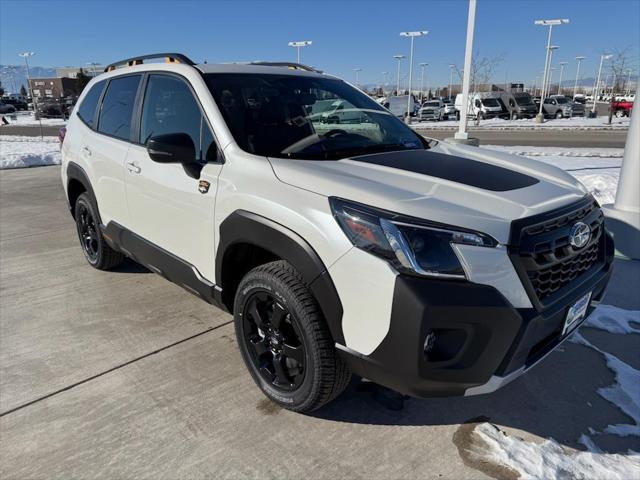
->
510;197;605;305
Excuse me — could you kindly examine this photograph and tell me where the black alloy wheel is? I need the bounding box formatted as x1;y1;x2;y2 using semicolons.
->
242;290;306;391
76;201;99;263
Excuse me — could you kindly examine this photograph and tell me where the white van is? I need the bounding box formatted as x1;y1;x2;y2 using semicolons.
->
454;93;503;120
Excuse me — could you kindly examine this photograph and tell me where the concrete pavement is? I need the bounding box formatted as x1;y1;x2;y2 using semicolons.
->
1;166;638;479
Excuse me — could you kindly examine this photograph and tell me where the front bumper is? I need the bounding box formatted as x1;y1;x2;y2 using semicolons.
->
337;232;614;398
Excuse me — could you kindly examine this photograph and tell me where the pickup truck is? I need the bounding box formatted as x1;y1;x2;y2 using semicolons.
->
612;100;634;117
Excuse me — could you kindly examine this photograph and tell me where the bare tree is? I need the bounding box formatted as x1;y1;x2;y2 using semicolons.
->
470;51;505;92
607;46;637;123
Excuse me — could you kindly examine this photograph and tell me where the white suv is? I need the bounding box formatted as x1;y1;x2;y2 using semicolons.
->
61;53;613;412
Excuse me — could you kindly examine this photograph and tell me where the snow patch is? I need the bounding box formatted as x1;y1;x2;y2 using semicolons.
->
473;423;640;480
1;111;66;126
0;136;61;169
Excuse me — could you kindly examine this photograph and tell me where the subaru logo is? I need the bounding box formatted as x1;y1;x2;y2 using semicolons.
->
569;222;591;249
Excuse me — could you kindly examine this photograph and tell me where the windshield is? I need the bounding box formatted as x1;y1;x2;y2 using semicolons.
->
554;96;568;104
481;98;500;107
424;101;440;107
513;94;534;106
204;73;427;160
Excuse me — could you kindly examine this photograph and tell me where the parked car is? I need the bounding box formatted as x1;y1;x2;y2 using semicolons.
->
418;99;444;121
562;96;585;116
498;92;537;119
1;97;28;111
542;95;573;118
441;98;456;119
454;92;503;120
612;99;634;117
35;97;76;119
572;94;587;104
387;95;420;118
311;99;369;124
61;53;614;413
0;101;17;114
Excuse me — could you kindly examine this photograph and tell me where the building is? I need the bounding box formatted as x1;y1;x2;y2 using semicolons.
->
56;66;104;78
29;77;78;100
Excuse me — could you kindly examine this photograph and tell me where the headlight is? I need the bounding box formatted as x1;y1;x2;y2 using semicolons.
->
330;198;497;279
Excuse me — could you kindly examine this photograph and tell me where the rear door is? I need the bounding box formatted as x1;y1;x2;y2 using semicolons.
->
124;73;222;281
86;74;142;227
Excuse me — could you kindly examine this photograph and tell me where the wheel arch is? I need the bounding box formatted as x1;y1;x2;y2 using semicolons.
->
66;162;100;222
216;210;345;344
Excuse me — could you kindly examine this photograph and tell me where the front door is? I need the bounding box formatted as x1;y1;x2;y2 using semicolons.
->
124;73;223;282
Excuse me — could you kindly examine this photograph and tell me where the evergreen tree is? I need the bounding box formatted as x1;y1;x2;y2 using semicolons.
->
75;68;91;93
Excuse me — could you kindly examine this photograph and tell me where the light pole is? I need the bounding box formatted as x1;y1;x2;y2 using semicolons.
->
573;56;586;99
381;71;389;92
452;0;477;145
543;46;559;101
448;64;455;100
393;54;405;95
18;52;35;107
353;68;362;87
400;30;428;122
419;63;428;102
557;61;568;94
534;19;569;122
288;41;312;64
592;53;612;115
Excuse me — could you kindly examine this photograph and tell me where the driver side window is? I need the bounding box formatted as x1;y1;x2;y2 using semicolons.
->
140;74;216;162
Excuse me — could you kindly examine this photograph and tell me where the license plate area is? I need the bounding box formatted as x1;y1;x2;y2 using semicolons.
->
563;291;592;335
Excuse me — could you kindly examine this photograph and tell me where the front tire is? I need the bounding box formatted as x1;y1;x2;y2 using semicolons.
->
234;260;351;412
555;110;564;119
74;192;124;270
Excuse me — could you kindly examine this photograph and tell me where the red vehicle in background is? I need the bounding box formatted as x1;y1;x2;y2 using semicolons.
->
612;99;634;117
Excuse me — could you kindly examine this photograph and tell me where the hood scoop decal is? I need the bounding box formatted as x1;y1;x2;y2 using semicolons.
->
348;149;539;192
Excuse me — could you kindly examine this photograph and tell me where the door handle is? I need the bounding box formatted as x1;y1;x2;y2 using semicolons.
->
82;146;92;157
126;161;141;174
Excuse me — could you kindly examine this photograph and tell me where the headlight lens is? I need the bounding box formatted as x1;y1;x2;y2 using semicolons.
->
330;198;497;279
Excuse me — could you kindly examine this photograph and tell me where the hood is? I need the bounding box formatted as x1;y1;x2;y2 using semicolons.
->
268;143;588;244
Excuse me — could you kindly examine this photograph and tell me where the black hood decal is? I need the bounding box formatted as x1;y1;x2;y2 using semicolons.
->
348;149;539;192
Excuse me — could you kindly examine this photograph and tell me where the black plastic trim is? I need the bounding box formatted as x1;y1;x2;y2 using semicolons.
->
66;162;99;219
102;222;224;308
216;210;344;344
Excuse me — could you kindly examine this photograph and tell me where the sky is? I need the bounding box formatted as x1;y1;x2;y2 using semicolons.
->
1;0;639;88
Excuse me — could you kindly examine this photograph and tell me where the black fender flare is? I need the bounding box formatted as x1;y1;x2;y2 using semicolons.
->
216;210;345;344
66;162;100;222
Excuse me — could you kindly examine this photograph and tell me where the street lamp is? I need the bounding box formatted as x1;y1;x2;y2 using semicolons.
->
543;46;559;100
400;31;428;122
393;54;405;95
419;63;428;102
534;18;569;122
353;68;362;87
557;61;568;94
449;64;456;100
592;53;612;115
18;52;35;105
288;41;312;64
573;56;586;99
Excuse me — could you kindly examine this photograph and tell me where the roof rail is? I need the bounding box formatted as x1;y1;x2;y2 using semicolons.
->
249;61;323;74
104;53;195;72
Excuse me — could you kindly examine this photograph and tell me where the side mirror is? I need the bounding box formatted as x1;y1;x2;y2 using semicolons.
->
147;133;202;179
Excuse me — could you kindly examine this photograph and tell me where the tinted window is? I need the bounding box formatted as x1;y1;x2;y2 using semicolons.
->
77;80;105;128
98;75;141;140
140;74;201;150
205;73;426;160
201;122;218;162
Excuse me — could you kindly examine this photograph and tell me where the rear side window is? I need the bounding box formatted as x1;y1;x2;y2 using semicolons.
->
98;75;141;140
77;80;105;128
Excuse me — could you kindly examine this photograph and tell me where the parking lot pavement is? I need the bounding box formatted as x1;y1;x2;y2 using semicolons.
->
1;166;638;479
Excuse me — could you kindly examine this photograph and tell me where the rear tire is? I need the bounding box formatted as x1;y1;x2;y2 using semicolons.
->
74;192;124;270
234;260;351;413
615;109;625;118
555;110;564;119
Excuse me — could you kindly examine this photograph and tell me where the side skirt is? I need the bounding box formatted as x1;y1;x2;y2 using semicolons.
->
102;222;225;310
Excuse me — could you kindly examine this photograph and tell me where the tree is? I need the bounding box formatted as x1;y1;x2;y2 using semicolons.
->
75;68;91;93
461;50;505;93
607;47;636;124
20;85;28;97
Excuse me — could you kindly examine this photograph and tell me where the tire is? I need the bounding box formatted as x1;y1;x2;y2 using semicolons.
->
555;110;564;119
615;109;625;118
234;260;351;412
74;192;124;270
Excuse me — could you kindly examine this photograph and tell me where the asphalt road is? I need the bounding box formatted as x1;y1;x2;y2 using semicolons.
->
1;166;638;479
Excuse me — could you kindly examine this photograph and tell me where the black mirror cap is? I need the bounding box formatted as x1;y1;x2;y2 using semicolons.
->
147;133;196;164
